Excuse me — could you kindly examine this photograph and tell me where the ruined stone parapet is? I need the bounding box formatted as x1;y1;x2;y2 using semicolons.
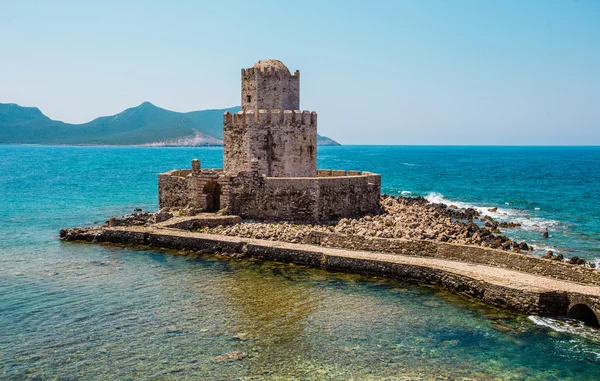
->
241;67;300;78
158;168;234;212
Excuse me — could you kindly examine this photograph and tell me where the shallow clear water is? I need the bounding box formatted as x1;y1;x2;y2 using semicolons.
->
1;145;600;380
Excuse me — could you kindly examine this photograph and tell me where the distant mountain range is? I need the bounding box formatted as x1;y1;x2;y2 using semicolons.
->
0;102;340;146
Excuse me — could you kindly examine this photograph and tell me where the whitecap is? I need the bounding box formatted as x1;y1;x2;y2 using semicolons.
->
528;315;572;333
528;316;600;351
400;162;415;166
424;192;560;233
400;190;412;195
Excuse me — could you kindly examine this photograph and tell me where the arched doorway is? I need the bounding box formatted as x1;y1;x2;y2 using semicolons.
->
568;304;600;327
203;181;221;213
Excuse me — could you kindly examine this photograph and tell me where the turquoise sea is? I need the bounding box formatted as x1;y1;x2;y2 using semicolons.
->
1;145;600;380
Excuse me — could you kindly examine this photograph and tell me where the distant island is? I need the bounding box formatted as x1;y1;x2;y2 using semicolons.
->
0;102;340;146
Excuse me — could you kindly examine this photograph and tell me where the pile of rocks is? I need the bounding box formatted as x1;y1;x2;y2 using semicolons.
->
196;195;529;252
481;215;522;232
107;212;154;227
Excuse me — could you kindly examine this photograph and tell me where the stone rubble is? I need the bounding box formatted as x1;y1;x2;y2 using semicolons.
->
196;195;530;253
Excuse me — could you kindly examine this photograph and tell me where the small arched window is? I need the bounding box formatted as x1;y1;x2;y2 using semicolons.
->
246;95;252;103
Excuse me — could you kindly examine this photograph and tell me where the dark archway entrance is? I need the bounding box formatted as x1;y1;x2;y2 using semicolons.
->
203;181;221;213
568;304;600;327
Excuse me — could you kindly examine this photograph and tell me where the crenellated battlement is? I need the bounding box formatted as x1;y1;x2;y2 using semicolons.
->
224;110;317;127
225;59;317;178
241;67;300;78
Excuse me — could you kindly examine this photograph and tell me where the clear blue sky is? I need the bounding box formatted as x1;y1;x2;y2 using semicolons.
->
1;0;599;145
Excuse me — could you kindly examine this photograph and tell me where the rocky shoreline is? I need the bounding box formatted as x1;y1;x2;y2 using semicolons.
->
91;194;593;268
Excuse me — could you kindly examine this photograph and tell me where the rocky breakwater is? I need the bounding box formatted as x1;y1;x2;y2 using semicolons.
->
196;195;593;267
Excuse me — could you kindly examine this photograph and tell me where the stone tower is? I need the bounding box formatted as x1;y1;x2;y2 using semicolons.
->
223;59;317;177
242;59;300;111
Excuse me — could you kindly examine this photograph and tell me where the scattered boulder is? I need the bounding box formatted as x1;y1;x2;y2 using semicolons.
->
154;209;174;223
568;256;586;266
107;213;154;227
166;326;184;334
498;222;522;228
553;253;564;261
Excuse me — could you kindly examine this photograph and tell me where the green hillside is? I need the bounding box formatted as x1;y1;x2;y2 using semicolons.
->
0;102;340;146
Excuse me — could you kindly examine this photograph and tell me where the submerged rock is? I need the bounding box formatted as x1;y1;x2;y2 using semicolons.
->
213;351;249;363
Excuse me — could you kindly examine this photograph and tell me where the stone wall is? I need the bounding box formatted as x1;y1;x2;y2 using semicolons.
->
227;172;319;220
317;173;381;220
159;165;381;221
223;109;317;178
241;67;300;111
158;169;232;211
227;171;381;221
309;231;600;286
158;171;190;208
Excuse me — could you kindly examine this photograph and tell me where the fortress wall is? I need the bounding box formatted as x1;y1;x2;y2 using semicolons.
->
317;175;381;220
226;171;380;221
311;232;600;286
158;171;190;209
223;112;250;174
228;173;320;220
159;168;381;220
223;110;317;177
159;170;233;211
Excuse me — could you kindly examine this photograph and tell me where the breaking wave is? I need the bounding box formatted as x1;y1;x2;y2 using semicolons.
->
423;192;564;256
424;192;558;230
528;316;600;358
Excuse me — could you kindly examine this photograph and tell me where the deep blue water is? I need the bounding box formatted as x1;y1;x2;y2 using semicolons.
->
1;145;600;380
